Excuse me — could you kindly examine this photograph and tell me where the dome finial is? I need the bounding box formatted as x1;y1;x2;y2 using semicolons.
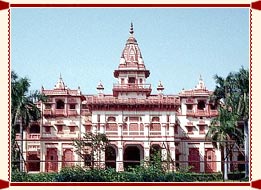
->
129;22;134;35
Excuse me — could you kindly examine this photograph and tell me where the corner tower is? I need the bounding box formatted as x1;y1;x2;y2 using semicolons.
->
113;23;151;98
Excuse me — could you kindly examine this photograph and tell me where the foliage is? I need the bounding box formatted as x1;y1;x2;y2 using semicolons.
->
73;132;109;169
11;71;47;172
11;170;58;182
207;67;249;179
12;167;223;182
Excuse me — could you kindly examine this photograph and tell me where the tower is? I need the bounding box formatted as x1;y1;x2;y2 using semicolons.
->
113;23;151;98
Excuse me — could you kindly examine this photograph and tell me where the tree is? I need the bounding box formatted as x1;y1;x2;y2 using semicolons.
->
11;71;46;172
207;67;249;179
206;107;243;180
73;132;109;169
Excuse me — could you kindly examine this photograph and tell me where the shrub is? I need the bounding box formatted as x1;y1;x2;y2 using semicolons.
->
11;170;57;182
12;166;223;182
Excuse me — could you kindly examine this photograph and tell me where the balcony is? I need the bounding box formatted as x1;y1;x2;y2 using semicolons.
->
68;110;77;116
43;109;52;116
54;109;67;116
113;83;152;96
209;110;218;117
16;133;40;140
27;133;40;140
195;110;209;117
186;110;194;117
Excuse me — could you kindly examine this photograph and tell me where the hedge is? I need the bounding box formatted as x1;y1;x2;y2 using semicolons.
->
12;166;223;182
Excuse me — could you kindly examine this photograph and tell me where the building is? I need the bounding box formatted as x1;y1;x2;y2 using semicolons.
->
16;23;241;174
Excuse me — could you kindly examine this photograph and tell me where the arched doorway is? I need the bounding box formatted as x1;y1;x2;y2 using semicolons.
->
62;149;74;168
105;146;116;169
27;154;40;172
150;144;161;163
123;145;143;170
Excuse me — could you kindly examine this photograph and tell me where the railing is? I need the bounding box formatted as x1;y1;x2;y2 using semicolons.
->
209;110;218;116
15;134;21;140
68;110;77;116
88;97;179;105
186;110;194;116
113;83;151;91
54;109;66;116
43;109;52;116
16;133;40;140
195;110;209;117
27;133;41;140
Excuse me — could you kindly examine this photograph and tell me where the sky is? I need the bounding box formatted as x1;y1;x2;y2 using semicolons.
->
11;8;249;95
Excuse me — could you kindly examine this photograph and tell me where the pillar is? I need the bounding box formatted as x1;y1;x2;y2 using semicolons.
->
40;142;45;172
216;148;222;172
116;143;124;172
199;142;205;172
57;142;62;172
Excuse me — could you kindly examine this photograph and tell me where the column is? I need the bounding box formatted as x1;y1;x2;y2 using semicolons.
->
57;142;62;172
40;142;45;172
169;141;176;171
199;142;205;173
161;124;166;136
215;148;222;172
100;124;105;134
144;123;150;137
144;141;150;167
169;124;174;137
92;124;97;134
118;123;123;136
116;142;124;172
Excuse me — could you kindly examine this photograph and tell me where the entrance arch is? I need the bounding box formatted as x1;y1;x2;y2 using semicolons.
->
150;144;161;162
105;145;117;169
123;145;143;170
27;154;40;172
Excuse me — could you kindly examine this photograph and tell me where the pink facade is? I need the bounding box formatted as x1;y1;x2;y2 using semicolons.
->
17;23;236;174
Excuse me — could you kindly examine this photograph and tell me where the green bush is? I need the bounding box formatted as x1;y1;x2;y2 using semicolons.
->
11;170;57;182
12;166;223;182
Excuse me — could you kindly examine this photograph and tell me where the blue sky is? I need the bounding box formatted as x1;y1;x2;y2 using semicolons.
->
11;8;249;95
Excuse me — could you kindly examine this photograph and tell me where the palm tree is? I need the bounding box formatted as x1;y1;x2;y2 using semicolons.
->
11;71;45;172
206;106;243;180
234;67;249;178
208;67;249;179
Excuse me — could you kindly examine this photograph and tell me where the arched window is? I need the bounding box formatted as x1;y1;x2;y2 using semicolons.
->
84;154;93;167
29;124;40;133
197;100;205;110
56;99;65;109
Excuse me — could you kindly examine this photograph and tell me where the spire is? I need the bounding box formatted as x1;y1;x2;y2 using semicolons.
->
97;81;104;96
54;74;66;90
195;75;206;90
157;81;164;95
115;23;150;79
129;22;134;35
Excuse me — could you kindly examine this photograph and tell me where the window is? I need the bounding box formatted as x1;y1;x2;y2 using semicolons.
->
45;126;51;133
187;105;193;110
210;104;217;110
30;125;40;133
69;104;76;109
69;126;75;133
56;99;65;109
82;104;87;109
139;78;143;84
128;77;136;84
197;100;205;110
45;104;51;109
121;78;125;84
175;125;178;134
199;125;205;134
84;154;93;167
186;126;193;134
57;126;63;133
